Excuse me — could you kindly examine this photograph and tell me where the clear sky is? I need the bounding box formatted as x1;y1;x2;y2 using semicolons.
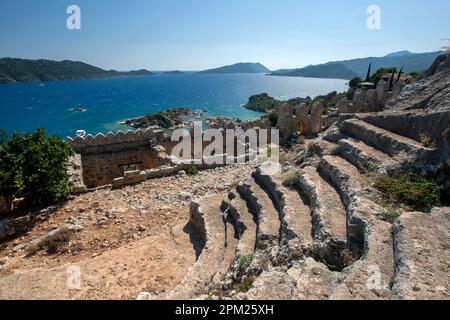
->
0;0;449;70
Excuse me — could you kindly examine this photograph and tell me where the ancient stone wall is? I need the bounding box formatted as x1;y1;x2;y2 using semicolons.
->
337;77;408;114
68;125;276;188
67;129;168;188
277;102;324;143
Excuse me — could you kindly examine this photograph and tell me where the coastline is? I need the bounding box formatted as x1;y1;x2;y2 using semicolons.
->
0;73;348;138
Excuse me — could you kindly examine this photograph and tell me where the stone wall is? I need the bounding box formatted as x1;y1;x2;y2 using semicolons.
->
67;129;169;188
68;125;276;188
337;76;408;114
277;102;328;143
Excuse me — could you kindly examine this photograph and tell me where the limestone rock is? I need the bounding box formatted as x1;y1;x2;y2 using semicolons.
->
392;208;450;300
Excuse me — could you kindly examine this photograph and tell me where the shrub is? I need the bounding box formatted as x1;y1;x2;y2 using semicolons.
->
409;71;420;79
374;173;441;212
185;164;199;176
268;111;278;128
238;254;254;271
0;128;73;209
238;276;255;293
381;208;401;223
282;167;301;187
349;76;362;88
370;67;397;85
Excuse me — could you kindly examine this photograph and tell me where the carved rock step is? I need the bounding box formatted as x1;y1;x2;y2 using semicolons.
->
253;169;313;250
318;155;366;208
340;119;434;159
167;194;226;299
318;155;395;300
392;207;450;300
237;179;281;249
337;138;399;174
212;218;239;284
225;191;257;257
298;166;347;243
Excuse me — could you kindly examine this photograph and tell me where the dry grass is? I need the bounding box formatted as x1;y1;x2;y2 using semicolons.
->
25;225;74;255
281;167;302;187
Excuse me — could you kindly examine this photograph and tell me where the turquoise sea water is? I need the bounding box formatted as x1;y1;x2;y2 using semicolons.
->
0;73;348;138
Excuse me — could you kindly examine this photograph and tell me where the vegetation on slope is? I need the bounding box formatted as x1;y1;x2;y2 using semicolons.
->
373;173;442;212
0;58;152;83
0;128;73;209
198;62;270;74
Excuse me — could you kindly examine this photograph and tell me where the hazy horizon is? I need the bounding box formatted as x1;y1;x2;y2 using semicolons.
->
1;0;449;71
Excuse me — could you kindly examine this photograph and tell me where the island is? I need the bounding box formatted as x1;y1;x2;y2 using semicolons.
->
244;91;345;114
197;62;270;74
0;58;153;84
163;70;184;75
122;108;197;130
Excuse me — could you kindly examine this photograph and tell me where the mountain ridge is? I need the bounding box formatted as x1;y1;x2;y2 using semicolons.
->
197;62;270;74
270;50;444;80
0;58;153;84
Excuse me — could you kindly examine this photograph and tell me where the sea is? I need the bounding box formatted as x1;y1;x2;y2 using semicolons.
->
0;72;348;138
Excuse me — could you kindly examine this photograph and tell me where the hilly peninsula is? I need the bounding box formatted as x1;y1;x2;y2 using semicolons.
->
270;50;444;80
0;58;153;84
198;62;270;74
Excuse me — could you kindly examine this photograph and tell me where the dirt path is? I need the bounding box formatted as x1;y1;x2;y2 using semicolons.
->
0;164;252;300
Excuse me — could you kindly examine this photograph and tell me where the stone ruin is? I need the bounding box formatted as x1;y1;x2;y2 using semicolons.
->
277;101;333;144
276;73;413;145
337;73;411;114
66;124;278;190
67;129;170;189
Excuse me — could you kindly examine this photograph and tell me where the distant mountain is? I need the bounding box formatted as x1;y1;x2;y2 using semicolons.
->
163;70;184;75
271;63;357;80
384;50;415;58
270;51;444;80
198;62;270;74
0;58;153;84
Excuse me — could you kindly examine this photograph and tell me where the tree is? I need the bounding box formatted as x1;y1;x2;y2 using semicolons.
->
365;63;372;82
370;67;397;85
349;77;363;88
0;128;74;209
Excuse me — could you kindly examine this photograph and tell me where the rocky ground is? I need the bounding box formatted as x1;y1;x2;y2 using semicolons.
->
0;164;254;300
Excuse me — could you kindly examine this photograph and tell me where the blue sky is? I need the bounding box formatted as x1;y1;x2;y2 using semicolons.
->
0;0;448;70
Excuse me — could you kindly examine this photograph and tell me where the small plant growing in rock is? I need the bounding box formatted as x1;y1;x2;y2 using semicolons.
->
205;292;214;300
282;167;301;187
419;132;433;147
185;164;199;176
381;208;401;223
238;276;255;293
291;249;303;260
238;254;254;271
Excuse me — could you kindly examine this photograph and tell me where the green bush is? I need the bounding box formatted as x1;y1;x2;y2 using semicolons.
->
370;67;397;85
238;276;255;293
374;173;441;212
349;76;362;88
238;254;254;271
185;164;199;176
381;208;401;224
268;111;278;128
0;128;73;209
